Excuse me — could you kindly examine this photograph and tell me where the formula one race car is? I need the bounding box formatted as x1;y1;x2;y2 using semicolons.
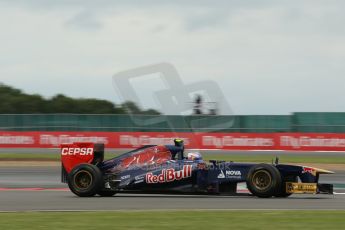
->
61;139;334;198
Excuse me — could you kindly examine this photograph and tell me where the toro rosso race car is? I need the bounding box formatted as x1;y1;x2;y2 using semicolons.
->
61;139;334;198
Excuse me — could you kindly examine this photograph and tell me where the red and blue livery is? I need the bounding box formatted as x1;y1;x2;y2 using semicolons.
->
61;139;334;198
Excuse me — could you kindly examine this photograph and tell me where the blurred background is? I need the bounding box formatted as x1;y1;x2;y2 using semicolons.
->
1;80;345;133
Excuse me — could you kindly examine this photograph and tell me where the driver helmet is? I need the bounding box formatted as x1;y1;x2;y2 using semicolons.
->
174;138;184;147
187;152;203;161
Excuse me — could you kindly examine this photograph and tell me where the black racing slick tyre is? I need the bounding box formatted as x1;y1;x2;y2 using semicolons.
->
67;164;102;197
246;164;282;198
275;175;298;198
97;191;117;197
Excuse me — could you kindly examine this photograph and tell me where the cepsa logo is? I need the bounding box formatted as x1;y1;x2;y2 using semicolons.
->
146;165;192;184
61;148;93;156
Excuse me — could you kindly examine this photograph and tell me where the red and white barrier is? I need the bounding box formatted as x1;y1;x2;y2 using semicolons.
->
1;131;345;151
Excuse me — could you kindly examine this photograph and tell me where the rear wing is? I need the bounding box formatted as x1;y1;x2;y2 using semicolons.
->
61;142;104;183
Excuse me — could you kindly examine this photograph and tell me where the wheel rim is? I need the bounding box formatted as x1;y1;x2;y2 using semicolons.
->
74;170;93;190
252;170;272;191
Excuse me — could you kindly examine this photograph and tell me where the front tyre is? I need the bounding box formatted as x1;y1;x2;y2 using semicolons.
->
67;164;102;197
246;164;282;198
275;175;298;198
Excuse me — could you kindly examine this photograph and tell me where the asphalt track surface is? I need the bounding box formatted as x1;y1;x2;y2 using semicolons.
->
1;191;345;212
1;165;345;211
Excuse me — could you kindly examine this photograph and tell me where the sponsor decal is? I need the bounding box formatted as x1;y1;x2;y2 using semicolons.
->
120;175;130;180
217;170;225;178
203;136;274;148
280;136;345;149
286;182;317;194
61;147;93;156
135;175;144;181
120;135;190;147
41;134;108;147
0;135;34;145
218;170;242;179
226;170;242;178
145;165;192;184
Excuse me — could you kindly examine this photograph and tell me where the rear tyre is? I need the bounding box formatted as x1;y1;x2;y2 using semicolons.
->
246;164;282;198
275;175;298;198
67;164;102;197
97;191;117;197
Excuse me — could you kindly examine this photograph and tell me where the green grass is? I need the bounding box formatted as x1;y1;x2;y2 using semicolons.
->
1;152;344;164
0;211;344;230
